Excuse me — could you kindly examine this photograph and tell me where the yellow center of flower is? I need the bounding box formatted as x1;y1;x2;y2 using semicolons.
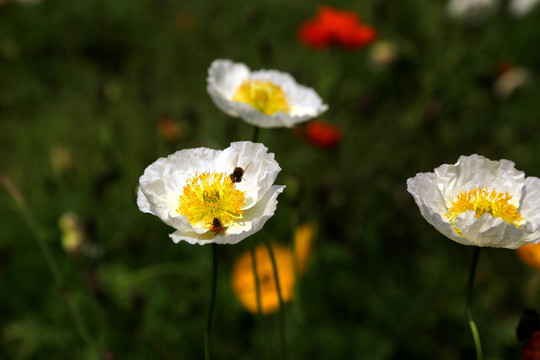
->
177;172;246;231
232;79;291;115
445;188;523;235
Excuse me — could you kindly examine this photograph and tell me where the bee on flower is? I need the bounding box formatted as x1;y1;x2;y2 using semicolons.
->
137;142;285;245
407;154;540;248
206;59;328;128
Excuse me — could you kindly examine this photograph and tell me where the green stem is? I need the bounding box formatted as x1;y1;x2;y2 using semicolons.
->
204;243;218;360
0;173;98;357
250;244;263;318
252;126;260;143
263;238;288;360
466;246;483;360
251;242;270;359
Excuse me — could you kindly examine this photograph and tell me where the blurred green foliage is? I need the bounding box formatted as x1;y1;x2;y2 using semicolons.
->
2;0;540;358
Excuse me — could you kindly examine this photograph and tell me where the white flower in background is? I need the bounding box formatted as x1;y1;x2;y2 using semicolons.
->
447;0;497;23
368;41;399;70
207;59;328;128
493;67;531;98
407;154;540;249
510;0;540;16
137;142;285;245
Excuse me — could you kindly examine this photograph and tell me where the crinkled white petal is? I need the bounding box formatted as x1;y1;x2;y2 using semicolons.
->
407;173;466;244
452;211;534;248
407;154;540;248
137;141;284;245
435;154;525;209
215;141;281;209
207;59;328;128
519;177;540;227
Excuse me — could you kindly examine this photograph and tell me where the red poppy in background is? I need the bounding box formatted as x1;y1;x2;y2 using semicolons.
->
523;330;540;360
298;6;377;50
305;120;342;149
157;114;182;141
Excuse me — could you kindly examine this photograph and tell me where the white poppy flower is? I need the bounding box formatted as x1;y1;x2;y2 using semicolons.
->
207;59;328;128
407;154;540;249
137;141;285;245
509;0;540;16
447;0;497;23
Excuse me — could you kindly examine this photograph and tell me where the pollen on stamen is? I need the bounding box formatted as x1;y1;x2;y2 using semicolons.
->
232;79;291;115
445;187;523;235
177;172;246;232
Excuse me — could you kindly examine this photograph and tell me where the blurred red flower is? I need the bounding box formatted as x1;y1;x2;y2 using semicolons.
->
305;120;341;149
157;114;182;141
298;6;377;50
523;330;540;360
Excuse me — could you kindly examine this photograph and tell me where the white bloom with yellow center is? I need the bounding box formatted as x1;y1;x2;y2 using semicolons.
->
407;154;540;248
137;142;285;245
207;59;328;128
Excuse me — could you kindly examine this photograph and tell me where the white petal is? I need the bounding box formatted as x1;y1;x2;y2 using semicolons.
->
407;174;467;244
519;177;540;225
207;59;250;97
453;212;534;248
435;154;525;209
226;142;281;208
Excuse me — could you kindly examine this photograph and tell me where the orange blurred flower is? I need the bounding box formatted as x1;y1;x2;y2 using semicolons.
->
298;6;377;50
232;223;316;314
232;242;295;314
305;120;342;149
294;222;316;275
517;243;540;272
523;330;540;360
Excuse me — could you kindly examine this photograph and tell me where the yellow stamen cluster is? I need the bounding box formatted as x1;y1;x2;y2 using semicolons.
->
178;172;246;232
446;187;523;235
232;79;291;115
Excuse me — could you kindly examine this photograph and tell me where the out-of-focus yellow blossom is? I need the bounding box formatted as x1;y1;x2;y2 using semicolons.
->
59;212;86;255
232;242;295;314
517;243;540;272
294;222;317;276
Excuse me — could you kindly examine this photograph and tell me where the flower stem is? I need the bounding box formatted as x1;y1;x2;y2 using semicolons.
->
204;243;218;360
263;238;288;360
250;244;263;318
251;242;270;359
0;173;98;358
466;246;483;360
252;126;260;143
